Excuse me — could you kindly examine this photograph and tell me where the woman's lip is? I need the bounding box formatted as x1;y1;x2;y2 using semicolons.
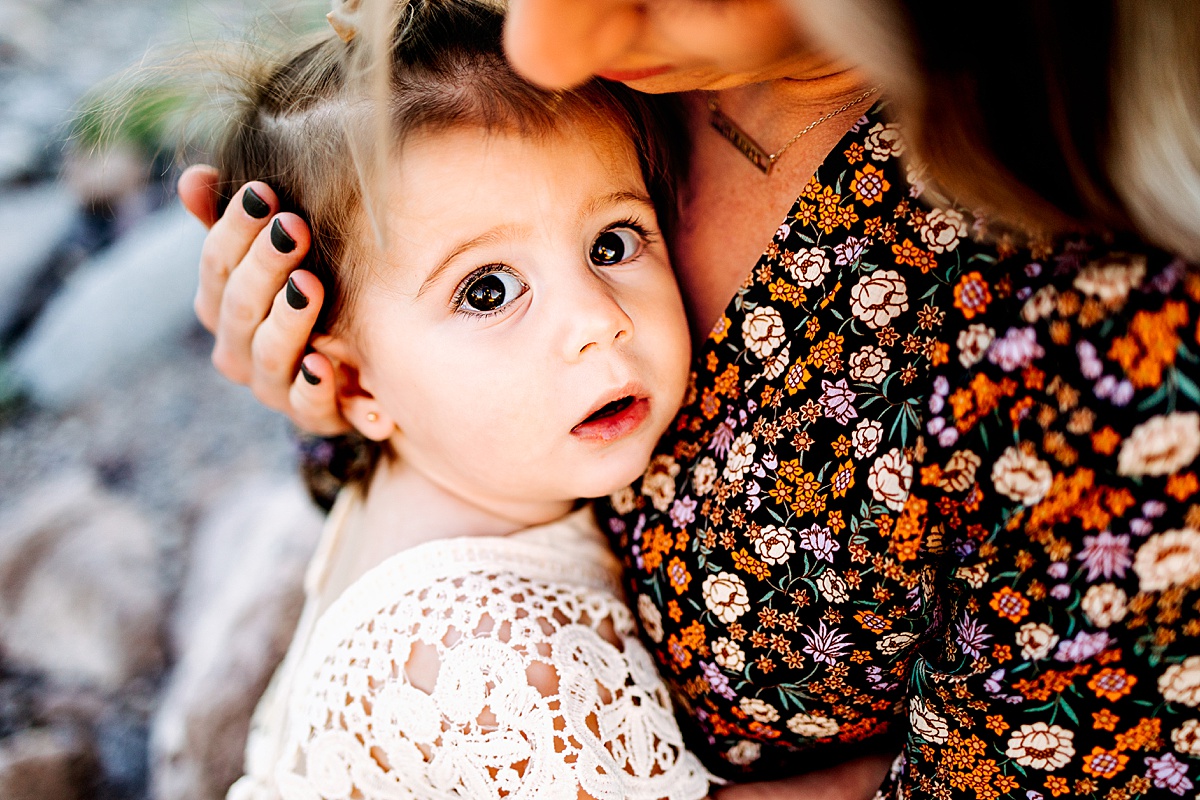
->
571;397;651;443
595;65;673;82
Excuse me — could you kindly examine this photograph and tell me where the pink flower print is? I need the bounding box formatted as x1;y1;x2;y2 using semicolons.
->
1054;631;1111;663
987;327;1045;372
1145;753;1193;796
797;523;840;562
834;236;870;266
670;496;697;529
802;620;853;666
1077;531;1132;581
820;379;859;425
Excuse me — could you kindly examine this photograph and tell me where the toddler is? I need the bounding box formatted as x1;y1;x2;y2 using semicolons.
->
202;1;712;797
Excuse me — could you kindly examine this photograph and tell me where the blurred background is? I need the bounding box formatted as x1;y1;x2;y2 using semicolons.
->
0;1;333;797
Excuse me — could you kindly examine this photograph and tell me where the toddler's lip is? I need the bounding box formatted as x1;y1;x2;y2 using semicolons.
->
572;390;651;443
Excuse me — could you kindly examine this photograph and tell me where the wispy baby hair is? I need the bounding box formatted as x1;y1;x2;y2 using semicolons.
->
203;0;686;334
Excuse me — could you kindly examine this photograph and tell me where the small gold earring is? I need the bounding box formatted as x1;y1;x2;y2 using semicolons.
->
366;412;379;423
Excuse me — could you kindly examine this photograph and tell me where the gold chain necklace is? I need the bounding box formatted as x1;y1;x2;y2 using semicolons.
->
708;87;879;175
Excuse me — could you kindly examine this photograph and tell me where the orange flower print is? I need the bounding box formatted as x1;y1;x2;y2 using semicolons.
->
953;271;993;319
853;610;893;633
891;238;935;273
850;164;890;206
667;556;692;595
989;587;1030;623
1088;668;1137;702
1044;776;1070;797
1092;709;1120;731
1081;747;1128;779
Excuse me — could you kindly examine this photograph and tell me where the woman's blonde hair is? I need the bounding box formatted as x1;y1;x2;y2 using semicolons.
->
790;0;1200;261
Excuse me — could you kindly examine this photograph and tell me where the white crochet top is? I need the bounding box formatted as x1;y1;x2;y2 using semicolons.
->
228;488;713;800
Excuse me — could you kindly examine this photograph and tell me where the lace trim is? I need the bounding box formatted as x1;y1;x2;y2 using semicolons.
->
279;566;713;799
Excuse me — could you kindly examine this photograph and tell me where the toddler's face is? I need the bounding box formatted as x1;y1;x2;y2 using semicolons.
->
337;120;691;522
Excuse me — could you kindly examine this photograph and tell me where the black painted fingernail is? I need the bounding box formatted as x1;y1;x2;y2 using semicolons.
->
271;218;296;253
299;360;320;385
242;187;270;219
285;275;309;310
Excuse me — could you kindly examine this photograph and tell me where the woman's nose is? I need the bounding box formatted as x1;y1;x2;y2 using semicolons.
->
562;277;634;361
503;0;642;89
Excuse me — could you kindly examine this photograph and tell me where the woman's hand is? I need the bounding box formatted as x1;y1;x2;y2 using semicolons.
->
714;753;894;800
179;165;351;436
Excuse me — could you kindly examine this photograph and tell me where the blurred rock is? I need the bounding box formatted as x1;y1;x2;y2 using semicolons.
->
151;475;322;800
62;144;149;208
0;471;164;691
10;204;204;409
0;727;91;800
0;183;78;335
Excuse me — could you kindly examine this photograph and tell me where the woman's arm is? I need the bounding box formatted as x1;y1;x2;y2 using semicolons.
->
178;166;349;435
715;753;894;800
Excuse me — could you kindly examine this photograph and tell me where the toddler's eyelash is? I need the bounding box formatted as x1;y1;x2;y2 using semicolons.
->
450;264;523;316
608;216;657;246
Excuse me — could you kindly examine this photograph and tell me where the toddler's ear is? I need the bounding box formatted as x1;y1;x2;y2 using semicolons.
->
310;334;397;442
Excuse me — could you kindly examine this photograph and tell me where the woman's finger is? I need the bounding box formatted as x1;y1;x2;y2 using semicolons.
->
211;212;311;385
178;164;222;228
194;182;280;334
288;352;353;437
247;270;325;414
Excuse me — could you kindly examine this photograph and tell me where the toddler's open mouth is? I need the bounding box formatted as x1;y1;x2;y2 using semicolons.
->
572;394;650;442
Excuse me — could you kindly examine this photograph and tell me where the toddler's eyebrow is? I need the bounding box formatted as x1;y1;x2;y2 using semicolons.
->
418;223;526;296
579;190;655;222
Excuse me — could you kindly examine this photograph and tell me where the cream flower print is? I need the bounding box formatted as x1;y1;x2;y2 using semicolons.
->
991;446;1053;506
1072;253;1146;303
938;449;982;493
908;697;949;744
852;418;884;460
692;457;718;497
878;630;918;656
864;122;905;161
786;713;840;738
641;454;680;512
722;432;757;482
761;343;791;382
956;323;995;368
784;247;831;288
1021;285;1059;323
703;572;751;624
1134;529;1200;592
753;525;796;565
1005;723;1075;771
1172;720;1200;756
725;740;761;766
848;345;892;384
1016;622;1059;661
742;305;786;359
712;637;745;671
850;269;909;329
739;697;780;724
918;208;967;253
1080;583;1128;629
609;485;637;515
868;448;912;511
816;571;849;604
1117;412;1200;476
1160;657;1200;707
637;594;664;644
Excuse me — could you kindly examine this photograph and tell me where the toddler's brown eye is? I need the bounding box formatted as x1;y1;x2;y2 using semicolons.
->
460;269;526;314
590;228;640;266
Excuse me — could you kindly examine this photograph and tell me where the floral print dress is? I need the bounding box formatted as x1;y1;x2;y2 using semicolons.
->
887;240;1200;800
596;103;989;779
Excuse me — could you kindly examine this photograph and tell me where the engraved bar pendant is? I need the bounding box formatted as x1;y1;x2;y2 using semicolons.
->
709;106;774;174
